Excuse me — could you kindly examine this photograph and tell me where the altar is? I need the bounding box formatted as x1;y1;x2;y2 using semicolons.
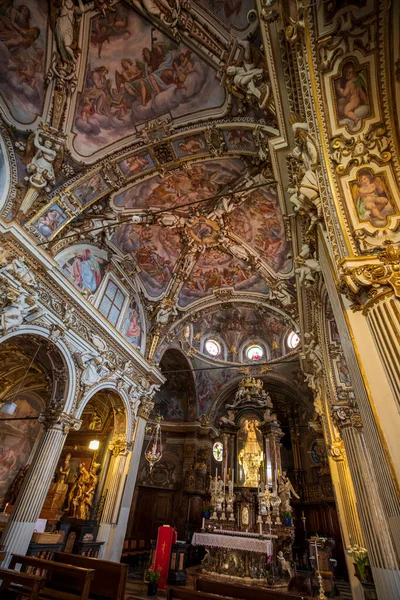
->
191;378;299;588
192;531;274;580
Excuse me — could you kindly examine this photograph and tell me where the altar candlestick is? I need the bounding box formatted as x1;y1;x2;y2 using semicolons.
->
232;468;234;484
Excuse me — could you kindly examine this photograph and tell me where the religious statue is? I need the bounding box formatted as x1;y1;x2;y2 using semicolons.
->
51;0;94;68
0;256;36;287
68;461;100;520
26;129;60;191
224;41;272;111
0;290;38;333
77;352;110;387
278;471;300;512
277;550;292;578
88;410;102;430
154;299;178;325
57;453;72;484
238;420;264;488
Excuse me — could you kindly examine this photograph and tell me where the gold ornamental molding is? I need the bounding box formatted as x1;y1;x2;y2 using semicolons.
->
339;241;400;311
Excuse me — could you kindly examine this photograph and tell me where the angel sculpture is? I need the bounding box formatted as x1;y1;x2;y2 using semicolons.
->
278;471;300;512
0;291;37;333
277;551;292;578
26;129;62;191
76;352;110;387
50;0;94;68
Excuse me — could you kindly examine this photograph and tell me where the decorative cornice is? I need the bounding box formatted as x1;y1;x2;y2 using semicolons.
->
38;409;81;434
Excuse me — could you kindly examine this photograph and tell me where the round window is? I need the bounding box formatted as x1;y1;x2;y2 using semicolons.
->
246;344;263;360
213;442;223;462
205;339;221;356
287;331;300;349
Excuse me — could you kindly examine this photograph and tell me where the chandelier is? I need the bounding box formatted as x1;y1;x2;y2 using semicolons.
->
144;416;163;472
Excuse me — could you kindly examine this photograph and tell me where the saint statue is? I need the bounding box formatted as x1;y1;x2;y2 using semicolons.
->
238;419;264;488
278;471;300;512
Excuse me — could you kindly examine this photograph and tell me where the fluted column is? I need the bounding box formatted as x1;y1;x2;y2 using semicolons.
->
0;412;80;566
335;412;400;600
329;439;364;600
99;396;154;561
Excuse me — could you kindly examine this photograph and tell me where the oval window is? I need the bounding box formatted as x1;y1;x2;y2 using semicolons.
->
287;331;300;349
213;441;223;462
246;344;263;360
205;339;221;356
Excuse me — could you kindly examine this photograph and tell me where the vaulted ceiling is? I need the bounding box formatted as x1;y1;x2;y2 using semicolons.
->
1;0;300;373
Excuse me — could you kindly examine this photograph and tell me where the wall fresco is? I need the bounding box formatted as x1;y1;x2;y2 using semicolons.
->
57;245;108;295
123;296;142;350
118;152;154;179
0;1;47;124
74;3;225;155
332;58;371;132
70;172;111;207
112;223;181;297
31;203;68;240
172;133;208;158
113;158;244;211
349;167;395;227
227;188;292;273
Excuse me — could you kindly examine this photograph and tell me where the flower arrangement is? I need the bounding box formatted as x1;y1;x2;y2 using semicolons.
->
347;544;368;581
144;565;162;584
202;503;213;513
281;510;293;519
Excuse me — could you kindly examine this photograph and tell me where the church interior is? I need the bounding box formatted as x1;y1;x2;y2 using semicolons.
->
0;0;399;599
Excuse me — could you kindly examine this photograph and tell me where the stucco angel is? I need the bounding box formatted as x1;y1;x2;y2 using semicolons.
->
224;41;272;112
155;299;178;325
50;0;94;68
24;130;63;191
0;291;37;333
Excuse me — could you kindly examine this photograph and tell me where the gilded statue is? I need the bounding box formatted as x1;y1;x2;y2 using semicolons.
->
238;419;264;487
67;461;100;520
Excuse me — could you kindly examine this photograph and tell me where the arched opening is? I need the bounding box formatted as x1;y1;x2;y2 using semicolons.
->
40;389;127;556
0;335;68;512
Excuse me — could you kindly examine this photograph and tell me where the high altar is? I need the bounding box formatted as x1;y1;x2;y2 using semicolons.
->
192;378;299;587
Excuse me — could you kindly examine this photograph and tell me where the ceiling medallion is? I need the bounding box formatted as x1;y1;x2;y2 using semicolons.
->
188;217;220;245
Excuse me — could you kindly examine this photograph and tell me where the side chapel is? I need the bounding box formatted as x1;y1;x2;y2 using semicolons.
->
0;0;399;599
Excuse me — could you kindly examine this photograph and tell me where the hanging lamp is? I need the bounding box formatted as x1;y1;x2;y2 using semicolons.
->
144;416;163;472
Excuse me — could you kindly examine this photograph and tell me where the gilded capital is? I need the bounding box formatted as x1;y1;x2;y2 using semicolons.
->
138;397;154;420
331;439;345;462
339;241;400;310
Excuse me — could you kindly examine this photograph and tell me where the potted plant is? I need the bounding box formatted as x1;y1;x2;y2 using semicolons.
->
202;503;213;519
144;565;161;596
347;544;371;583
281;510;293;526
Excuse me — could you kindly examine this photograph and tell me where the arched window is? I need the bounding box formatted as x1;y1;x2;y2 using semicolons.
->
213;441;223;461
205;339;221;357
246;344;264;360
287;331;300;349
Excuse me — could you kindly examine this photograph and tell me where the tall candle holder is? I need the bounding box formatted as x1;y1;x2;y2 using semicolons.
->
314;540;327;600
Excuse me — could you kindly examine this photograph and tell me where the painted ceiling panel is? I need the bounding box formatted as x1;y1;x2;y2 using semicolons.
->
227;188;293;274
178;248;269;307
0;1;48;123
111;222;181;297
112;158;245;212
73;2;226;155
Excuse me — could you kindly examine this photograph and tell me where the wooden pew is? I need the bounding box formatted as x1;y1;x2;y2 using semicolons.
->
195;577;307;600
0;567;46;600
9;554;95;600
52;552;128;600
168;588;223;600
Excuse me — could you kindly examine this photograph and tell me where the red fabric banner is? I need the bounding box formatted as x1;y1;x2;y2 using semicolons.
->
153;525;177;590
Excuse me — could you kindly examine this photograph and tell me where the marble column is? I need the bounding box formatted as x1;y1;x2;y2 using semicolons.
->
335;414;400;600
0;412;80;566
99;397;154;561
329;440;364;600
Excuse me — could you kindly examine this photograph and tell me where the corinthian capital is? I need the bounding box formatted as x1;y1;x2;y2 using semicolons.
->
339;241;400;310
138;398;154;420
38;409;82;434
331;404;362;431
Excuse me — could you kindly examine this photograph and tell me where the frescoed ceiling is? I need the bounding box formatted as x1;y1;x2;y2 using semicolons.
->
0;0;299;367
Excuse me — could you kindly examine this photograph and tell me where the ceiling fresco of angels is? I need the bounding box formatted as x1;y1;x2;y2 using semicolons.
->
0;0;298;365
73;2;226;155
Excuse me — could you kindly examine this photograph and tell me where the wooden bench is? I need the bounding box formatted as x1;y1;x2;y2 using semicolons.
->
9;554;95;600
168;587;224;600
195;577;307;599
0;567;46;600
52;552;128;600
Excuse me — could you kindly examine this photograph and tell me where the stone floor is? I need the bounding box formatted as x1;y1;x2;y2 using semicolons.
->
124;577;352;600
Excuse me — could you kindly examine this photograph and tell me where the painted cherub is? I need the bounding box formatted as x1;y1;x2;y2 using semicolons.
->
352;168;392;223
336;62;368;126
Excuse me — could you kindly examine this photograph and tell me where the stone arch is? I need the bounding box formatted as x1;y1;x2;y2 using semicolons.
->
0;325;77;415
155;348;196;421
77;382;133;442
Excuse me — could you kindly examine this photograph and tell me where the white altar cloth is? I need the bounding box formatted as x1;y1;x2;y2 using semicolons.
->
192;532;273;555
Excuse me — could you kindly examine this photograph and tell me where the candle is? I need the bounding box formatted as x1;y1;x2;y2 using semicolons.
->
259;522;263;535
232;468;234;484
302;511;305;519
201;518;205;530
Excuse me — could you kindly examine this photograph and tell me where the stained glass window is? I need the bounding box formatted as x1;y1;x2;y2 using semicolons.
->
205;339;221;356
246;344;263;360
287;331;300;349
213;441;223;462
